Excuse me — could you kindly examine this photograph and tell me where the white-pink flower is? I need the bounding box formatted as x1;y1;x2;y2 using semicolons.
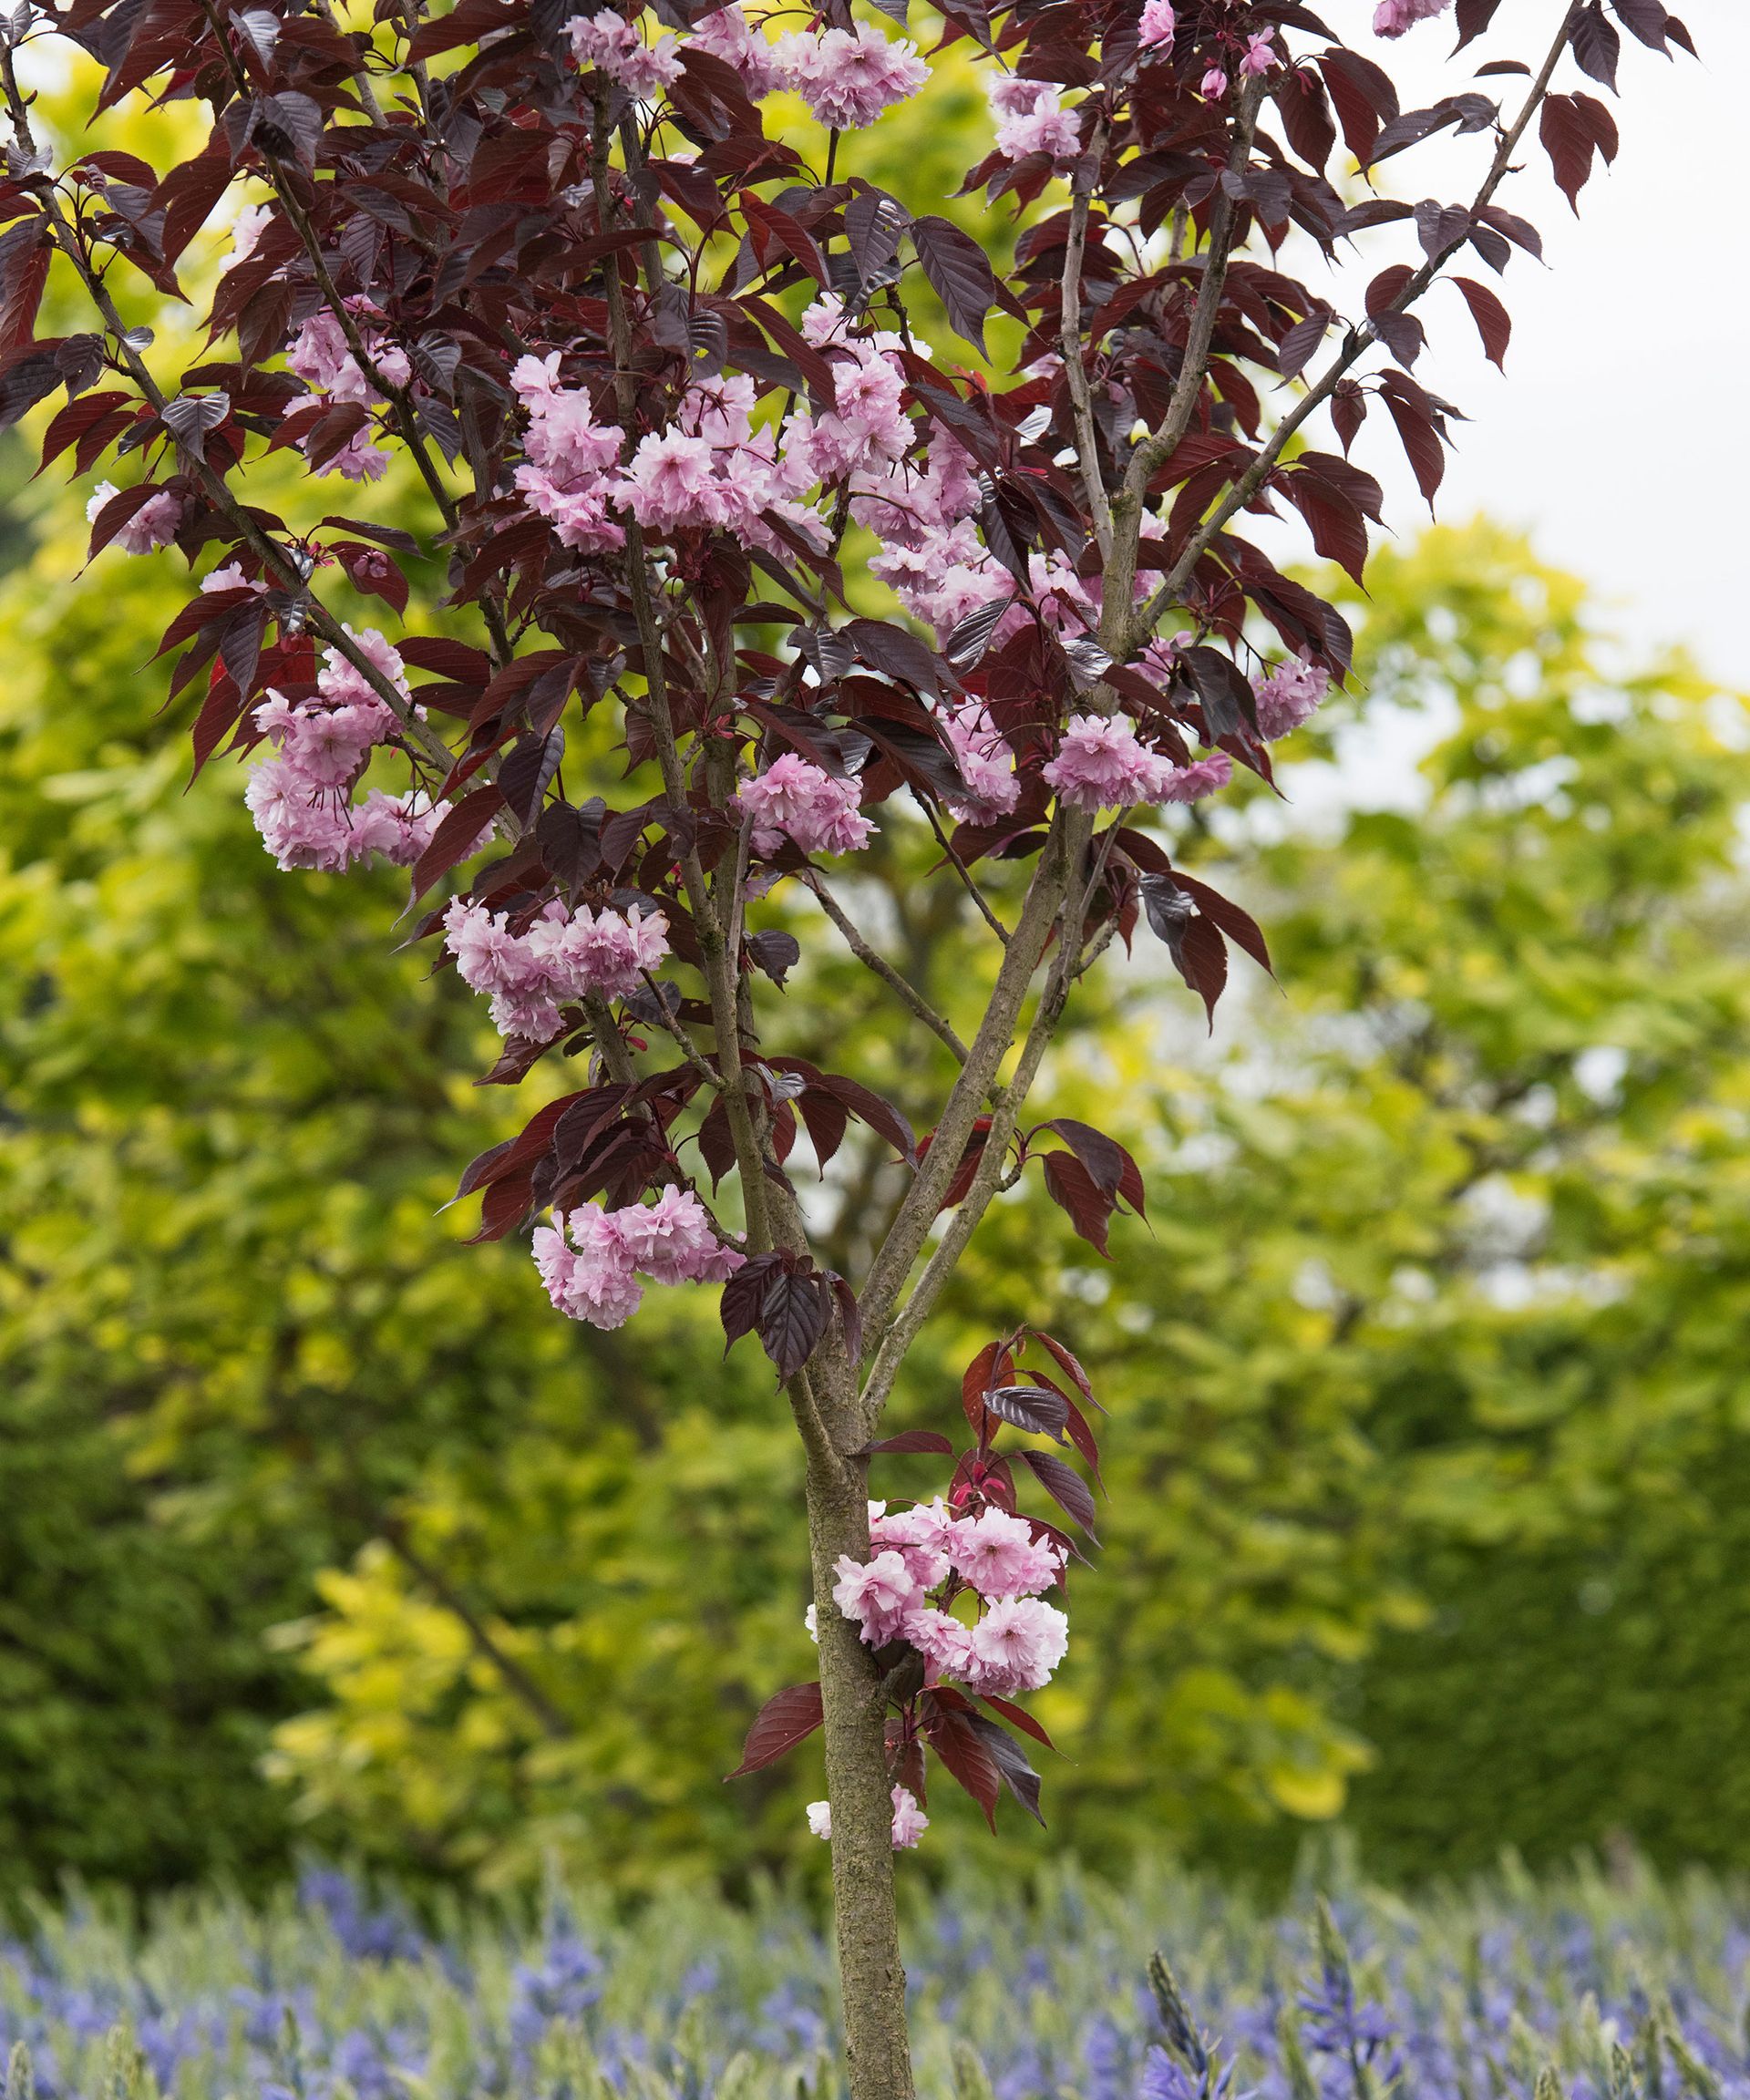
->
903;1606;977;1679
949;1508;1063;1601
739;753;874;858
1042;713;1174;811
1253;654;1333;741
995;86;1082;163
533;1203;645;1329
966;1596;1069;1693
689;3;783;96
871;1499;953;1590
889;1785;928;1848
942;703;1020;825
806;1800;832;1839
612;1186;745;1285
1138;0;1175;49
986;75;1050;121
1374;0;1452;34
1240;31;1278;76
832;1549;921;1647
777;24;927;129
1156;751;1233;804
88;482;181;555
567;8;681;94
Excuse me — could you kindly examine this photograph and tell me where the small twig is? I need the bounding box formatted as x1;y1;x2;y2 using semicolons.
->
808;875;968;1064
582;989;639;1086
1059;118;1113;560
922;798;1009;945
636;968;725;1090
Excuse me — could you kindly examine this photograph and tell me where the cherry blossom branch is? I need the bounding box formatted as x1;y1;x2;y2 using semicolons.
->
0;55;458;775
1127;5;1584;646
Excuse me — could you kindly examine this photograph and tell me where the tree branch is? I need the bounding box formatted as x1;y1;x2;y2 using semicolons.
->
807;875;968;1064
1128;5;1584;646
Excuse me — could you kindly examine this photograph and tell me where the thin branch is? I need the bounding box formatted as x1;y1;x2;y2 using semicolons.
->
1059;118;1113;560
808;875;968;1064
377;1518;573;1742
922;798;1009;945
582;988;639;1086
635;968;725;1090
1121;77;1266;504
1128;4;1584;645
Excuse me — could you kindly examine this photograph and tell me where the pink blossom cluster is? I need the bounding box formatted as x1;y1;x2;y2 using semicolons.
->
1043;713;1231;811
1138;0;1176;47
443;893;670;1041
283;304;411;481
774;23;928;130
221;201;271;272
87;480;181;555
510;353;626;554
566;7;925;129
988;77;1082;164
566;7;680;94
854;430;1002;644
941;704;1020;826
831;1500;1070;1698
738;753;874;858
690;3;783;97
244;629;447;873
532;1189;745;1329
806;1785;928;1849
1252;655;1332;741
1374;0;1452;34
787;296;915;486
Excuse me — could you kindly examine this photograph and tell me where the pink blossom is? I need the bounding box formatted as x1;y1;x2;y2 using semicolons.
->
622;427;726;532
889;1786;929;1849
870;1500;953;1590
986;75;1049;120
88;482;181;555
350;789;444;866
304;423;390;483
532;1203;645;1329
320;626;408;709
286;305;409;407
942;704;1020;825
804;1787;930;1848
443;897;670;1037
511;359;622;480
1200;66;1229;98
904;1606;977;1679
1253;654;1332;740
689;3;783;96
1240;31;1279;76
949;1508;1063;1601
223;202;273;270
1043;713;1177;811
995;88;1082;163
567;8;681;94
612;1186;745;1285
253;695;385;790
1374;0;1452;34
966;1596;1069;1693
832;1549;921;1647
1157;751;1233;804
515;466;626;552
777;25;927;130
739;753;873;858
202;561;262;594
1138;0;1176;49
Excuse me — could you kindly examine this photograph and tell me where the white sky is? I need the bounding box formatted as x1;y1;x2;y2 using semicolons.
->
1331;0;1747;689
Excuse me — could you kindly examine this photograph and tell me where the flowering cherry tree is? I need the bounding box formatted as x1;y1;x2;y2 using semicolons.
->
10;0;1683;2085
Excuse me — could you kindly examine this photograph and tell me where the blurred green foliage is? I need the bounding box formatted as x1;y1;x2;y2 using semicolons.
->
9;477;1750;1893
8;40;1750;1900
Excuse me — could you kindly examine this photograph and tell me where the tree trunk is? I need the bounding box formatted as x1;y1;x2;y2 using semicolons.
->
806;1444;915;2100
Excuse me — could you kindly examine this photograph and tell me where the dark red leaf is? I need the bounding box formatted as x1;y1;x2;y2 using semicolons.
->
726;1683;824;1778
